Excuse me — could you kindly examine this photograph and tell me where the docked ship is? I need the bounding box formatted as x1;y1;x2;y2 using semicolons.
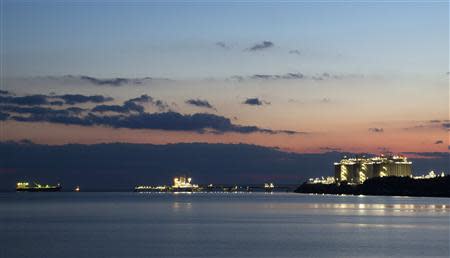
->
171;176;199;192
16;182;62;192
135;176;200;192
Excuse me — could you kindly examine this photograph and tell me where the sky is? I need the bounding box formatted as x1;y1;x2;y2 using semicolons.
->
1;0;449;155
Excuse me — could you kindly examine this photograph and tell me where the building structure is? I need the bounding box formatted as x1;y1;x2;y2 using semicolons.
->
334;155;412;184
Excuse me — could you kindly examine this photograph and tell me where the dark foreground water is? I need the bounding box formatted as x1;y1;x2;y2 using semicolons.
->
0;193;449;258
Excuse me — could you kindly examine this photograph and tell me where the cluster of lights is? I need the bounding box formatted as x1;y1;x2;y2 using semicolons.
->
16;182;57;189
264;183;275;189
135;177;279;192
308;177;335;185
16;182;29;188
135;185;168;190
336;155;411;165
173;176;199;189
413;171;446;180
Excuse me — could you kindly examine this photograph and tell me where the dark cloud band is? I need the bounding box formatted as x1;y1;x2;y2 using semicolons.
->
2;94;300;135
368;128;384;133
247;41;274;51
185;99;215;110
0;93;112;106
242;98;269;106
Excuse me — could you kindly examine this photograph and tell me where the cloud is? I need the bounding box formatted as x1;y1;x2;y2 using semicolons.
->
14;75;171;88
368;128;384;133
0;92;113;106
1;93;300;135
49;101;64;106
250;73;305;80
92;103;144;114
0;93;166;115
403;124;425;131
66;107;86;114
377;147;391;153
288;99;303;104
128;95;170;111
215;41;230;49
17;139;35;145
124;94;153;112
228;72;362;82
247;41;274;51
126;95;152;104
152;100;170;112
289;49;301;55
0;112;10;121
77;75;154;86
86;112;296;134
242;98;270;106
403;120;450;131
243;98;262;106
92;95;169;114
435;140;444;144
56;94;113;105
1;105;85;116
185;99;215;110
319;146;341;152
401;152;449;159
0;94;53;106
311;72;351;81
3;105;300;135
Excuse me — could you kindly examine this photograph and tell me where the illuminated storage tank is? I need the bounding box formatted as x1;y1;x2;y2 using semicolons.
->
334;155;412;184
334;158;373;184
385;156;412;177
335;162;358;184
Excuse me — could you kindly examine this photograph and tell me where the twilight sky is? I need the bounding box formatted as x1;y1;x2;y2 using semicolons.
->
1;0;449;154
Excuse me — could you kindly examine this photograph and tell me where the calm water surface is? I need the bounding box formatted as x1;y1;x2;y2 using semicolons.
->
0;192;449;258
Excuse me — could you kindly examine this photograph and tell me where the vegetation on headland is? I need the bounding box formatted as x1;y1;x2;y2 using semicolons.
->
295;176;450;197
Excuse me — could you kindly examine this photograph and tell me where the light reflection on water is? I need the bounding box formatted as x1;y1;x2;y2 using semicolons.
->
305;203;450;211
0;192;449;258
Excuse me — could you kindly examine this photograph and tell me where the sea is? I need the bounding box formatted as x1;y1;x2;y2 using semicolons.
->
0;192;449;258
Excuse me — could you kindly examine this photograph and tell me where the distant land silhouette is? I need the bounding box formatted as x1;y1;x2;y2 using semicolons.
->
0;141;448;191
295;176;450;197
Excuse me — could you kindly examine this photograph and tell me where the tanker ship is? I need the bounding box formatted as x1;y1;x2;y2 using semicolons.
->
16;182;62;192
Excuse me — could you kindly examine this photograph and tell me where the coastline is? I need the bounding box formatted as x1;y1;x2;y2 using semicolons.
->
295;176;450;198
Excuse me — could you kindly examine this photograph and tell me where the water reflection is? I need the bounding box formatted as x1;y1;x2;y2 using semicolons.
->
297;203;450;212
1;193;449;258
335;223;443;229
239;202;450;217
172;201;193;212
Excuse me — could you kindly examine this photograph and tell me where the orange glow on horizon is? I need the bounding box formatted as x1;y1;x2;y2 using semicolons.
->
2;121;448;155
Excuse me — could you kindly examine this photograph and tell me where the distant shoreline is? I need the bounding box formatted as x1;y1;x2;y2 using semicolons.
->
295;176;450;198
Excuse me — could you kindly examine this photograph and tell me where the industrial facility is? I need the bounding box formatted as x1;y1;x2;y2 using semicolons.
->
334;155;412;184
